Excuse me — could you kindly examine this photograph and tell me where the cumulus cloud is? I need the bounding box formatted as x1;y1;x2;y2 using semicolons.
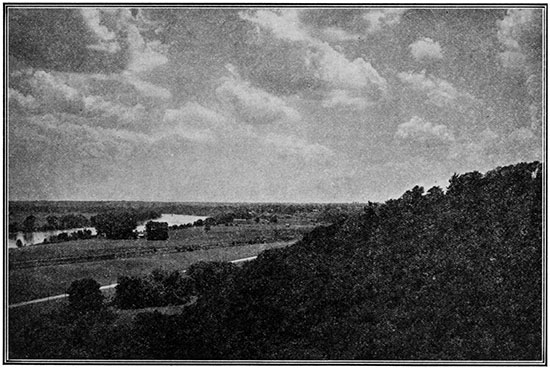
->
409;37;443;61
497;9;541;69
307;42;387;92
9;88;39;111
263;133;333;161
322;89;369;109
320;27;361;42
240;9;387;96
396;116;454;143
26;70;84;113
497;9;543;130
398;70;474;107
362;9;405;33
216;70;301;125
80;8;121;53
241;9;310;43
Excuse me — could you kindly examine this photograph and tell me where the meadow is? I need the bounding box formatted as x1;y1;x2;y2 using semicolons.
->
9;222;313;304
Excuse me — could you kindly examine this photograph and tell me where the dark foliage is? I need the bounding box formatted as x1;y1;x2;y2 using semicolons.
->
67;279;104;312
123;161;542;360
91;211;139;239
146;221;169;241
114;270;193;309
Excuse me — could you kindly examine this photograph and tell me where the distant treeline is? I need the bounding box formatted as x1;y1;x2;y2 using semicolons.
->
9;200;364;220
9;161;542;360
9;213;91;233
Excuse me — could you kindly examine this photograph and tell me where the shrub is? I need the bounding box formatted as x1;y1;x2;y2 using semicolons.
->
146;221;169;241
91;211;138;239
67;278;104;312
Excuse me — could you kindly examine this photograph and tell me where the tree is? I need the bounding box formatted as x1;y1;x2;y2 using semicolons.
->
186;261;239;296
91;211;137;239
67;278;104;312
22;215;36;232
146;221;169;241
45;215;59;230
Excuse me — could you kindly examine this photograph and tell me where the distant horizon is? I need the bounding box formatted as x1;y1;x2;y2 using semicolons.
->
7;6;544;203
8;157;544;205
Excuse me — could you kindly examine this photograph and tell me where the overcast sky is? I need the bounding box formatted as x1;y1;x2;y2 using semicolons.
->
8;7;544;203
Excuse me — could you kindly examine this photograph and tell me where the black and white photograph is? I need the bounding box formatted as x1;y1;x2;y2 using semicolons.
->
4;3;546;363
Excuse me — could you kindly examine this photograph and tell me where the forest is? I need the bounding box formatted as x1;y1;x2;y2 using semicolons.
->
9;161;542;360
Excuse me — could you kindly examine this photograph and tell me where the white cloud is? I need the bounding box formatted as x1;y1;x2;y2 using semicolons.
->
164;102;226;128
263;133;333;160
240;9;310;43
307;42;387;92
80;8;121;53
26;70;84;113
322;89;369;109
321;27;361;42
398;70;474;107
216;72;300;125
122;72;172;100
396;116;454;143
497;9;541;70
362;9;405;33
240;10;387;95
9;88;39;111
409;37;443;61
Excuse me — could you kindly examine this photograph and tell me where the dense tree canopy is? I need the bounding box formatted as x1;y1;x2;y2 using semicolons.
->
91;211;138;239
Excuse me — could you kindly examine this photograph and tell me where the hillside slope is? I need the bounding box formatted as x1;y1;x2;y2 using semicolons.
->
127;161;542;360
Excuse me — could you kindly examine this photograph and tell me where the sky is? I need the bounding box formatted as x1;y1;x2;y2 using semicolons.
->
7;6;544;203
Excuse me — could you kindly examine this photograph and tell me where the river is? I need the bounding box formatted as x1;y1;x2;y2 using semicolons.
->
8;227;97;249
8;214;209;249
135;214;208;232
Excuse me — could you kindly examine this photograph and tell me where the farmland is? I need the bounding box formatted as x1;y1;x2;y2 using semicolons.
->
9;220;316;304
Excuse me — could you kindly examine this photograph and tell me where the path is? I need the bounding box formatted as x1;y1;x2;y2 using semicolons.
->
8;255;258;309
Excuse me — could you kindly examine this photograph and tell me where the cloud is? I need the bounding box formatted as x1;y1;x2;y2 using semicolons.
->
497;9;543;131
307;42;387;92
262;133;333;161
26;70;84;113
9;88;39;111
216;70;300;124
164;102;226;128
362;9;405;33
398;70;474;107
80;8;121;53
396;116;454;143
239;9;387;97
409;37;443;61
241;9;310;43
497;9;541;69
322;89;369;109
320;27;361;42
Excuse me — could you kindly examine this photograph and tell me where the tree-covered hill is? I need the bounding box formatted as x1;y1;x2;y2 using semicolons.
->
124;161;542;360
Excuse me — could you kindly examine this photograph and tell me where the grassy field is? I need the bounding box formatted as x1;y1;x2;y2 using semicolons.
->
9;239;296;304
10;223;311;264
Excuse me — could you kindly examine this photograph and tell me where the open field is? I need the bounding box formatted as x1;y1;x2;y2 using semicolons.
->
9;223;312;266
9;239;296;304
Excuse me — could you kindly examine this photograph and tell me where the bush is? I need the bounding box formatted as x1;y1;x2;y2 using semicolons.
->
67;278;104;312
146;221;169;241
114;270;194;309
186;261;239;295
91;211;138;239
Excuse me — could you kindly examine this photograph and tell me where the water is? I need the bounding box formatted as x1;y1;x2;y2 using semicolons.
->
8;214;208;248
8;227;97;249
136;214;209;232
